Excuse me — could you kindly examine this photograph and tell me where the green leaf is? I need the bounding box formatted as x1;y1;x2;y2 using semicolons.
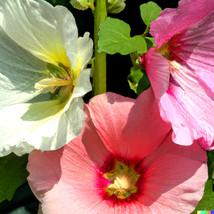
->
207;150;214;179
145;36;157;50
0;153;29;202
128;67;150;95
191;179;214;213
98;17;147;55
140;1;162;26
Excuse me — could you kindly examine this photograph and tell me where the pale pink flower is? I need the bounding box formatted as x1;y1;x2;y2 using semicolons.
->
27;89;207;214
143;0;214;150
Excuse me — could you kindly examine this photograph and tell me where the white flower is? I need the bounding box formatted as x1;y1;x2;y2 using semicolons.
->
0;0;93;156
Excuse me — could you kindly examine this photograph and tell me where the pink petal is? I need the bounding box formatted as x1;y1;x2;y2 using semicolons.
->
160;83;214;149
39;181;110;214
88;92;134;157
28;147;109;214
81;105;111;168
169;10;214;100
150;0;214;48
121;88;171;159
27;106;111;208
139;135;208;214
27;149;63;201
145;8;214;150
88;90;171;160
144;48;170;99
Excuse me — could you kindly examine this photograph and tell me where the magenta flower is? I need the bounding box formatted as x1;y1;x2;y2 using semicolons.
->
143;0;214;150
27;89;207;214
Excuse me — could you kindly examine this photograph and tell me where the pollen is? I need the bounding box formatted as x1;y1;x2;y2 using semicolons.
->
104;161;140;199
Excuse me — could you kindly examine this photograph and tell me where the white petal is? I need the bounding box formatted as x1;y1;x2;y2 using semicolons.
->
72;68;92;99
59;68;92;114
69;32;93;78
0;29;49;109
77;32;93;69
0;97;84;156
0;0;78;66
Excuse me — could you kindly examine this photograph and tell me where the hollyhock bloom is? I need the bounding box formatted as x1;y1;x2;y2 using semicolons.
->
142;0;214;150
0;0;93;156
27;89;207;214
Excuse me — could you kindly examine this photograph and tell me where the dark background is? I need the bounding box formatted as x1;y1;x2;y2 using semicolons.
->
0;0;179;213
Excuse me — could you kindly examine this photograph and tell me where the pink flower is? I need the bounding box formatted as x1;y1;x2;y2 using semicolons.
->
27;89;207;214
143;0;214;150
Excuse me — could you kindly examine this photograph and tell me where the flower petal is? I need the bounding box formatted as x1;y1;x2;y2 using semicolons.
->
169;10;214;100
146;8;214;150
88;89;171;160
72;68;92;100
27;107;111;213
88;92;135;157
160;83;214;150
139;136;207;214
0;0;78;66
150;0;214;48
0;94;85;156
77;32;93;70
0;28;49;109
144;48;170;99
121;88;171;160
70;32;93;79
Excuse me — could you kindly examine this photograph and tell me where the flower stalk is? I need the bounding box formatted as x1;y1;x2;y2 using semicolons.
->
93;0;107;95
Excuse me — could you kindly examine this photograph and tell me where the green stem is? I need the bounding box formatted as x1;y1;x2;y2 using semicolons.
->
93;0;107;95
142;25;150;37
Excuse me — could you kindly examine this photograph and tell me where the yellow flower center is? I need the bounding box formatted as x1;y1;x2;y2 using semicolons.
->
104;161;140;199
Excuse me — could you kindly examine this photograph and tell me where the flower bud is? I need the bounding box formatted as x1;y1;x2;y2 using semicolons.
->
107;0;126;14
70;0;94;10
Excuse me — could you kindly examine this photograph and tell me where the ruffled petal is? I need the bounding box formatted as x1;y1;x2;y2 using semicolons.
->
0;28;49;109
150;0;214;48
138;136;207;214
0;0;78;66
146;7;214;150
0;92;85;156
70;32;93;80
160;83;214;150
72;68;92;101
77;32;93;70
